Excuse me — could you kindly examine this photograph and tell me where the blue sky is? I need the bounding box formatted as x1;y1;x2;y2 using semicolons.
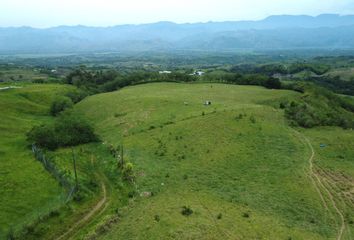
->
1;0;354;27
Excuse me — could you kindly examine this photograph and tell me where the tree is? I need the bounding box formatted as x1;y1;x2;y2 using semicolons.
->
27;124;58;150
27;112;98;150
50;97;73;116
54;113;98;146
264;77;281;89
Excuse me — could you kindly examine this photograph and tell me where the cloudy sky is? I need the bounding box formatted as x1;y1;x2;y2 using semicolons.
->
1;0;354;28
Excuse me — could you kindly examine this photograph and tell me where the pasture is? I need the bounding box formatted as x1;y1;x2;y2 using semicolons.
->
73;83;350;239
0;84;73;238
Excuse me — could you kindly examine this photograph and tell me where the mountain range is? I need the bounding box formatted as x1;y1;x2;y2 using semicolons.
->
1;14;354;54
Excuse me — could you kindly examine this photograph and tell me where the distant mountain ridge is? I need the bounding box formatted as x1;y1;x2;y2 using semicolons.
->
1;14;354;54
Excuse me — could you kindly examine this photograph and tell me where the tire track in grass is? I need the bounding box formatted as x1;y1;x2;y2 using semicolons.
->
56;155;109;240
316;167;352;239
195;194;238;240
293;130;346;240
292;130;329;211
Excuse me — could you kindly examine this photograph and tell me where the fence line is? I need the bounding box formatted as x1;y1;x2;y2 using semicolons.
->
32;144;76;202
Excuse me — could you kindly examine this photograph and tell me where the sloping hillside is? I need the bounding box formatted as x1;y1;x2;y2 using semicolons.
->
0;84;73;238
72;83;353;239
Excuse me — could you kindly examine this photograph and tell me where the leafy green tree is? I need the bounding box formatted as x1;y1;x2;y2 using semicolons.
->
264;77;281;89
50;97;73;116
27;112;98;150
27;124;58;150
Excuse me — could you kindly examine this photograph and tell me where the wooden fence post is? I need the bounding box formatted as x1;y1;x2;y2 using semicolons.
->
71;148;79;191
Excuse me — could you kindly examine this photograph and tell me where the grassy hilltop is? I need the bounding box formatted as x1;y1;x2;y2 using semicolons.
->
71;83;353;239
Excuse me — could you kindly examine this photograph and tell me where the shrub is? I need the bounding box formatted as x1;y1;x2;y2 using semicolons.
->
242;212;250;218
128;191;136;198
122;162;134;182
7;228;15;240
73;190;85;202
279;102;287;109
264;77;281;89
65;89;88;103
235;114;243;120
181;206;193;216
27;124;58;150
249;116;256;124
27;112;98;150
32;78;46;84
24;224;35;234
50;96;73;116
154;215;160;222
54;113;98;147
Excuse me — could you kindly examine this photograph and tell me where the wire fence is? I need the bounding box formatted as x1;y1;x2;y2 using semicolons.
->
32;144;76;202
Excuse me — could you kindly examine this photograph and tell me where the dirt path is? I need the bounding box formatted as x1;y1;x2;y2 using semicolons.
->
56;183;107;240
55;156;108;240
0;86;22;91
294;130;346;240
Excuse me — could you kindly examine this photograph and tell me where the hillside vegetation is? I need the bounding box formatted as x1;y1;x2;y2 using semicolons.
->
0;84;74;238
70;83;353;239
1;80;353;239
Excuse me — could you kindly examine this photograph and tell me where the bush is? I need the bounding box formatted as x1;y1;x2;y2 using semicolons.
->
27;112;98;150
73;190;85;202
181;206;193;216
55;113;98;146
122;162;134;182
249;116;256;124
50;96;73;116
65;89;89;104
235;114;244;120
154;215;160;222
7;228;15;240
32;78;46;84
264;77;281;89
27;124;58;150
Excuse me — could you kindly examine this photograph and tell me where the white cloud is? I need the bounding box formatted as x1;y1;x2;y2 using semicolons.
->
0;0;353;27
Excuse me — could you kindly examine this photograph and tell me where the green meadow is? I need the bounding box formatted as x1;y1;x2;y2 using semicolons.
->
0;84;73;238
2;82;353;239
72;83;352;239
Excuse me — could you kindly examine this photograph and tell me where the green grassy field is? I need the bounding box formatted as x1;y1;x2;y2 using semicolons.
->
327;68;354;81
2;82;353;239
304;127;354;238
71;83;353;239
0;68;51;82
0;84;74;238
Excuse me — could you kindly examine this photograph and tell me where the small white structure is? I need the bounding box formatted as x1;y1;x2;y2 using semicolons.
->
51;69;57;73
204;100;212;106
190;71;205;76
159;71;172;74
